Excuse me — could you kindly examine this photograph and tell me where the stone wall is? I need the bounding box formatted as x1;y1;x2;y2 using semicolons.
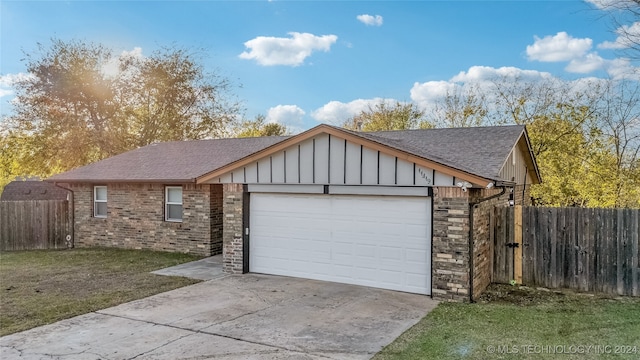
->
222;183;245;274
432;187;470;302
69;183;222;256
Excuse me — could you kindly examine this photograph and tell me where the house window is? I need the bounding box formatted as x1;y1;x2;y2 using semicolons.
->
94;186;107;218
165;186;183;222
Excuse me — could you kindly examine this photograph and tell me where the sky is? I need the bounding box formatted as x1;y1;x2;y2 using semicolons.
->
1;0;638;132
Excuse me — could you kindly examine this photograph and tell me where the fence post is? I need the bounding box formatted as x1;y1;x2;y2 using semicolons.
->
514;205;523;284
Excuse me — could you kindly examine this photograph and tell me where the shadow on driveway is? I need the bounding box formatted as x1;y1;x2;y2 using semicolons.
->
1;274;438;359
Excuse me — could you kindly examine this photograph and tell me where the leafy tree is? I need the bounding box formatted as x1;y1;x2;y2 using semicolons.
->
429;77;640;208
342;101;433;131
234;114;289;138
1;38;240;186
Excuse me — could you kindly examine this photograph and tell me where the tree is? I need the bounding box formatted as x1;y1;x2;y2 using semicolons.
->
1;39;240;185
430;76;640;208
587;0;640;60
234;115;289;138
342;101;433;131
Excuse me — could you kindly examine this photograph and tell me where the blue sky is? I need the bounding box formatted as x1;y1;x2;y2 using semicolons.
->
1;0;636;131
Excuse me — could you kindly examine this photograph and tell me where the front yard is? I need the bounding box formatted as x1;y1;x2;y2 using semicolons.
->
0;248;201;336
375;284;640;359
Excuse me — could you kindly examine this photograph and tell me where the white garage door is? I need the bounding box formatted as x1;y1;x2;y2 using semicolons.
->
249;193;431;294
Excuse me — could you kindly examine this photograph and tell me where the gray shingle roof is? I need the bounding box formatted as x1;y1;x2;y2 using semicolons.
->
47;136;289;183
46;125;528;183
1;180;70;201
355;125;526;181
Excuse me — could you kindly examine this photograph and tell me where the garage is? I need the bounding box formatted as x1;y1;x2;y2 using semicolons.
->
249;192;432;295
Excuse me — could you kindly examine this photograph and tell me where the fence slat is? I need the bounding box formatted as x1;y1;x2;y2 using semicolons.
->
0;200;71;251
493;206;639;298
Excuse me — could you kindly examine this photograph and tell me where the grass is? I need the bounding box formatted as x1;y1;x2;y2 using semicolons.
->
0;248;202;336
374;284;640;360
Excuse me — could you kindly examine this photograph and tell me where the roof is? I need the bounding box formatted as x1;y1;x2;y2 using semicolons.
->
47;136;288;183
46;125;539;185
1;180;70;201
359;125;530;182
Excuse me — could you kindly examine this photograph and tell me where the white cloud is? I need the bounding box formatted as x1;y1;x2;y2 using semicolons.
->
357;14;383;26
526;32;592;62
606;58;640;80
585;0;636;10
410;81;458;106
450;66;553;83
411;66;556;110
566;53;606;73
598;22;640;49
239;32;338;66
0;72;34;98
266;105;305;126
311;98;398;124
101;47;144;78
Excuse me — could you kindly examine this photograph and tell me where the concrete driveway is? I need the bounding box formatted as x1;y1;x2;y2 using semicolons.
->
1;274;438;360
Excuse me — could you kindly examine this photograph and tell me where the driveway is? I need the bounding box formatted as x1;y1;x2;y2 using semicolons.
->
1;274;437;360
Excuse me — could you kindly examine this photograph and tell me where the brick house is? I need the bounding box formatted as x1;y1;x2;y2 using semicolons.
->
47;124;540;301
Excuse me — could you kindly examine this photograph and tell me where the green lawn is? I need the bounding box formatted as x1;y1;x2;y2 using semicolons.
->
375;285;640;360
0;248;202;336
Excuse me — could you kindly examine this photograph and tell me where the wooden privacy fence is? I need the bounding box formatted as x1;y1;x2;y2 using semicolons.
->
493;206;639;297
0;200;72;251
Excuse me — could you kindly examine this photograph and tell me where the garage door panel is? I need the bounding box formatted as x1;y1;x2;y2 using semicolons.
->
250;193;431;295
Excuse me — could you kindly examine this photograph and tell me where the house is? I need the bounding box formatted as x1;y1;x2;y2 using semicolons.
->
46;124;540;301
1;179;70;201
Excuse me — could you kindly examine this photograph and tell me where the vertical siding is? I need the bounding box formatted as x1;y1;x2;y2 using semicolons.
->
210;134;480;187
361;147;378;185
344;141;361;184
314;134;330;184
329;136;345;184
299;139;314;183
378;153;396;185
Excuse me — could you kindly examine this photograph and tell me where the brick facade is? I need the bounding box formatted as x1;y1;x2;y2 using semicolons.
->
69;183;222;256
432;187;471;302
222;183;245;274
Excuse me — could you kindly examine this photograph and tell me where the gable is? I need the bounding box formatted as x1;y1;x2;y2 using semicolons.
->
498;130;541;185
197;126;493;187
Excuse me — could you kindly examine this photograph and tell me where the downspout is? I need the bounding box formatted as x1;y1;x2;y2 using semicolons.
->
53;182;74;249
468;185;507;302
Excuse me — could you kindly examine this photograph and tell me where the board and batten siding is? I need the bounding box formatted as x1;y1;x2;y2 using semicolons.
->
210;134;458;186
499;142;535;185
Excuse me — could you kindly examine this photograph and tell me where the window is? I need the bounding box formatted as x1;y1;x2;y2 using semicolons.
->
165;186;183;222
94;186;107;218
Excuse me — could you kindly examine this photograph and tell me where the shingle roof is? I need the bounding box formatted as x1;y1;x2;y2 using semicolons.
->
46;125;531;184
47;136;289;183
1;180;70;201
354;125;527;181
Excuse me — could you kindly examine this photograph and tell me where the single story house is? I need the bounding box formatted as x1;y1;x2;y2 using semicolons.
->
47;124;540;301
1;179;70;201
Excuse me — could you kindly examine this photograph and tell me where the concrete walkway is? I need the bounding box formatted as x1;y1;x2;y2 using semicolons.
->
151;254;224;280
1;274;438;360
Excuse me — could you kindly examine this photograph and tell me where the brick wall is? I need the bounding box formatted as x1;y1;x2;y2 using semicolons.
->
432;187;470;302
70;183;222;256
222;183;244;274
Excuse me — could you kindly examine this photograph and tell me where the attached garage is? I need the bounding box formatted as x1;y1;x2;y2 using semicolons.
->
249;192;432;294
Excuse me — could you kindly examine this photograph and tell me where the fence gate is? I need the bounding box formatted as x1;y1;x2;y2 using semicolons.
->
0;200;72;251
492;206;518;284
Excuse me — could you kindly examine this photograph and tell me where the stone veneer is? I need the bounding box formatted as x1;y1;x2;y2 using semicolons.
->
69;183;222;256
222;183;245;274
432;187;471;302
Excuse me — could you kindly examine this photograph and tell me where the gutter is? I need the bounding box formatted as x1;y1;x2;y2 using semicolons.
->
467;185;508;302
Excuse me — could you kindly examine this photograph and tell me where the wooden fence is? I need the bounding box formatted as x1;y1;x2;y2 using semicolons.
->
493;206;639;297
0;200;72;251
